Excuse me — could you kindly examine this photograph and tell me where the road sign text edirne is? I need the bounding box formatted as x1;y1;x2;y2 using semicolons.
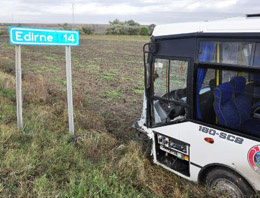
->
9;26;79;46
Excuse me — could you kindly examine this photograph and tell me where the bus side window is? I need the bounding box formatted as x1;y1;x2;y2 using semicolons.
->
197;68;260;138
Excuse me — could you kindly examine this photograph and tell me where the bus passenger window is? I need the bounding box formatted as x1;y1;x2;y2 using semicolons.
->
196;68;260;138
199;41;253;66
253;43;260;67
222;70;237;83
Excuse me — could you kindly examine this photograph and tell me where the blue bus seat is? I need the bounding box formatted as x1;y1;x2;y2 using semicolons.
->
213;82;241;128
231;77;260;137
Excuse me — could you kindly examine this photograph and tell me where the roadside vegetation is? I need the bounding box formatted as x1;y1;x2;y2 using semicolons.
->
0;34;221;197
106;19;155;36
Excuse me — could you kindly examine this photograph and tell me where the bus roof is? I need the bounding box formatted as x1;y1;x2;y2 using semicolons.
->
152;17;260;37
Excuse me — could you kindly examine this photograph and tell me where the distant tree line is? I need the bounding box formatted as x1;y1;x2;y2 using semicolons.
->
60;19;156;35
106;19;155;36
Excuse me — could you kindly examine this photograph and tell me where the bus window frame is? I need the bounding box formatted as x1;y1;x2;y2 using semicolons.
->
194;62;260;142
149;55;194;128
195;38;260;66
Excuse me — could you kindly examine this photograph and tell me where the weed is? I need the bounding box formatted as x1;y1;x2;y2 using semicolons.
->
74;63;85;68
44;56;57;61
104;90;122;99
47;68;60;73
0;98;16;123
40;66;48;70
0;86;15;100
133;89;144;94
99;71;119;82
122;77;134;82
0;57;14;74
100;75;118;82
52;78;67;86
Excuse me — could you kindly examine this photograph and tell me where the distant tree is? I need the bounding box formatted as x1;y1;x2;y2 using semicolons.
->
106;19;143;35
63;23;69;30
128;26;140;35
81;26;94;34
125;20;140;26
148;24;156;35
109;19;122;25
140;26;149;35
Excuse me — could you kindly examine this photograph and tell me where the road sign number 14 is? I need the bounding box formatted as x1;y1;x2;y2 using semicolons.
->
64;34;75;42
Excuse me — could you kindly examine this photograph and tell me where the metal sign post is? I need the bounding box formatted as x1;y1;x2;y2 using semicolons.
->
9;26;79;134
65;46;74;135
15;45;23;132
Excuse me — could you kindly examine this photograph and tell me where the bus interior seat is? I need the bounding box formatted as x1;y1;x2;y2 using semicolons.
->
213;82;241;129
199;79;216;123
245;74;260;105
214;78;260;138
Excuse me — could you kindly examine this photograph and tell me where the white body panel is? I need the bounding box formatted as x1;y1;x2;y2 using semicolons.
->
153;17;260;37
150;121;260;191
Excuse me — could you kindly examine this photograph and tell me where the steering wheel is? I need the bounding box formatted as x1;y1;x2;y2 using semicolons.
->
174;89;186;101
166;105;185;120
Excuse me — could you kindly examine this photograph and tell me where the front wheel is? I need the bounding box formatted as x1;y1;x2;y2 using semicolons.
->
205;168;256;198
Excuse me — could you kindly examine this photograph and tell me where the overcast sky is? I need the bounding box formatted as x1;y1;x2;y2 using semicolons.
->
1;0;260;24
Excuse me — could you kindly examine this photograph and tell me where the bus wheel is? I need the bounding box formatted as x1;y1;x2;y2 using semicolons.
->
205;168;255;198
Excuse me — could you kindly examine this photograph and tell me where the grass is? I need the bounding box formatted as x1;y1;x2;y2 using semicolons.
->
99;71;120;82
0;86;15;100
0;71;154;197
51;77;67;86
104;90;122;99
0;34;222;198
133;89;144;95
44;56;58;61
0;127;153;197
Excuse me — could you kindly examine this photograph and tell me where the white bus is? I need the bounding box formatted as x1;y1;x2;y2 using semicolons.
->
135;16;260;197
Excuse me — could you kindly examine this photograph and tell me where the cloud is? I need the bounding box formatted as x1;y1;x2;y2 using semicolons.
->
185;0;239;11
0;0;260;24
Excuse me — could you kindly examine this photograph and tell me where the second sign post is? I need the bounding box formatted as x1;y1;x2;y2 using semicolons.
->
9;26;80;135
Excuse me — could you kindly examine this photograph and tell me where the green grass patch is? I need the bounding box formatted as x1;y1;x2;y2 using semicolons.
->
47;68;60;73
122;77;134;82
104;90;122;99
40;66;49;71
99;75;118;82
51;78;67;86
133;89;144;94
0;99;16;123
0;86;15;100
86;64;100;73
74;63;85;68
99;71;120;82
44;56;58;61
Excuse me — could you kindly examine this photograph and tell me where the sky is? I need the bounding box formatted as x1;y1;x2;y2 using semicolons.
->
1;0;260;25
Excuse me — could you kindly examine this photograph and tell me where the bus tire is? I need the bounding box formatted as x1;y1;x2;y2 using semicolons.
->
205;168;256;198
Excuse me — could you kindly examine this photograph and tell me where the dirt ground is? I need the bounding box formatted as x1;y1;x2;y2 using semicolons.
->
0;34;148;141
